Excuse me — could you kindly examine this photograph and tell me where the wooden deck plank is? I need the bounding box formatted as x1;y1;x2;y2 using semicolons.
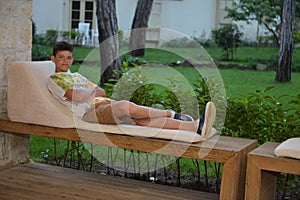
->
0;163;219;200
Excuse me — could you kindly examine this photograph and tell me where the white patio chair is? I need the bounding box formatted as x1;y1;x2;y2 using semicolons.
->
77;22;90;46
91;29;99;45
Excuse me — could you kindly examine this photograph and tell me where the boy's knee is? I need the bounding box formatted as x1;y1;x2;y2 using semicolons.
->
113;100;134;113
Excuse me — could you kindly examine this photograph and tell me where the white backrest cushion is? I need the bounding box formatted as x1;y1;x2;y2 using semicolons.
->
7;61;76;127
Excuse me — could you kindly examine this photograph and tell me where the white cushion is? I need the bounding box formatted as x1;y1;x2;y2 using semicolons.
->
274;138;300;159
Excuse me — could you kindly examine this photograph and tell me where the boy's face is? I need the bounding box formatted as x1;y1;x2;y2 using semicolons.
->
51;50;74;72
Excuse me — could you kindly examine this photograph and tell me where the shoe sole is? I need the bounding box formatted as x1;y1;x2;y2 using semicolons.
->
201;102;216;137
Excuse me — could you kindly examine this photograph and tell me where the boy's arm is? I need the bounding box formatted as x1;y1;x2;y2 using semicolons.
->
64;86;106;103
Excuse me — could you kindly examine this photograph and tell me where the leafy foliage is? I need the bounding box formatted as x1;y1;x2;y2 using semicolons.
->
225;0;300;47
105;62;163;108
226;0;282;46
161;37;200;48
163;75;201;118
45;30;58;46
294;31;300;43
31;45;51;61
223;86;300;144
104;62;214;119
212;24;243;61
226;0;282;25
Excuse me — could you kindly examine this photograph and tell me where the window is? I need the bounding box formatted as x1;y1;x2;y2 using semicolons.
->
70;0;95;30
71;1;81;29
84;1;94;25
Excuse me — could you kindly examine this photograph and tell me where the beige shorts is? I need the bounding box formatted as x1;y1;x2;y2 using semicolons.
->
82;100;136;125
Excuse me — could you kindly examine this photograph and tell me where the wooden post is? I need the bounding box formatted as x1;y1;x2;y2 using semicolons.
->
0;0;32;170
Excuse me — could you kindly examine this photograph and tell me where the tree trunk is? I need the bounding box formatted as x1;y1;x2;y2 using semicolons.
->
276;0;295;82
129;0;154;57
96;0;121;85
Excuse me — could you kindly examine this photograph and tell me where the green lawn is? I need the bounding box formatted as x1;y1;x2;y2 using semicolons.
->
70;46;300;100
71;63;300;100
71;45;300;69
220;69;300;98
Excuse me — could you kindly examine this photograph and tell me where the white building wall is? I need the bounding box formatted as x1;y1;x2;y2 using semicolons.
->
161;0;216;39
117;0;218;43
116;0;136;31
33;0;217;37
32;0;70;34
32;0;258;41
235;20;258;41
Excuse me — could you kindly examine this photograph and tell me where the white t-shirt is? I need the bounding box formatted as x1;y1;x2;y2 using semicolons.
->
48;72;109;118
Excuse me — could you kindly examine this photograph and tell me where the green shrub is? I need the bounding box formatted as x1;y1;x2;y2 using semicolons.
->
32;45;51;61
33;30;58;46
32;19;37;43
223;87;300;144
105;62;163;107
162;37;200;48
212;24;243;61
62;31;70;41
294;31;300;43
163;75;200;118
118;29;124;43
105;62;225;123
193;36;217;48
249;56;278;71
121;54;140;67
257;36;277;47
45;29;58;46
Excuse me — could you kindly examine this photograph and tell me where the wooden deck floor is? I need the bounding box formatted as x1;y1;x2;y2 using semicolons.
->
0;163;219;200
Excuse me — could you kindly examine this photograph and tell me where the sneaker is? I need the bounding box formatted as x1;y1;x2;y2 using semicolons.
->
169;109;194;121
197;102;216;137
174;112;194;121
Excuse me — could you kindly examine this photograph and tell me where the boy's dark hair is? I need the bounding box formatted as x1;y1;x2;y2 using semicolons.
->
52;41;73;56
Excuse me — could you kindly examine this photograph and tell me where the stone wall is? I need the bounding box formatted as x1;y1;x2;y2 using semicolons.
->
0;0;32;170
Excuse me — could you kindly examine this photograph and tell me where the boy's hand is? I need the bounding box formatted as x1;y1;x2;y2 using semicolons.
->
64;86;106;103
94;86;106;97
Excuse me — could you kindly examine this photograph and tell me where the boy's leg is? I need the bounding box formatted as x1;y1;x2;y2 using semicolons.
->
83;100;178;124
83;100;216;136
112;100;193;121
111;100;171;119
82;101;118;124
135;117;198;131
135;102;216;136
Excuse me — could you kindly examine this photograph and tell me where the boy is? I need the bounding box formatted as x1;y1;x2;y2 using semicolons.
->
48;41;216;137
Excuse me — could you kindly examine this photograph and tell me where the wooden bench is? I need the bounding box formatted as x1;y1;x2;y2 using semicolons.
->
245;142;300;200
0;115;258;200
